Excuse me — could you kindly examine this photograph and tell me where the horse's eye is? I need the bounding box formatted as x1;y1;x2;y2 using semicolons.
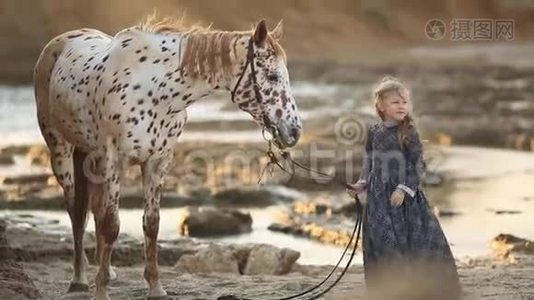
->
267;74;279;82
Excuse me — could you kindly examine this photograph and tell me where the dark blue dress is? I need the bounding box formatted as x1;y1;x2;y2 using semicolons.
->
357;121;460;299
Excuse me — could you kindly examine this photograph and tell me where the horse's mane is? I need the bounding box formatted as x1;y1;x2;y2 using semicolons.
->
135;13;286;79
136;13;190;33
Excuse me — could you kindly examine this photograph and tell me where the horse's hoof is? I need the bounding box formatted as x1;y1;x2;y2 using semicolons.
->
109;266;118;281
67;282;89;293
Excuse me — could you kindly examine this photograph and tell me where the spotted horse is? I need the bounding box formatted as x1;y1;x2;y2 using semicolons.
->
33;16;302;300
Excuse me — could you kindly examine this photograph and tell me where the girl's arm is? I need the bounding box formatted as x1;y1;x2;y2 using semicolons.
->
356;124;373;186
347;124;373;195
397;125;425;197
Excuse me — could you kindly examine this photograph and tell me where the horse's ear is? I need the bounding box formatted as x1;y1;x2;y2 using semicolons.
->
253;20;268;47
270;20;283;41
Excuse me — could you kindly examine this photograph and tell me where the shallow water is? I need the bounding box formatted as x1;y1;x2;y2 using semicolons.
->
429;146;534;258
2;146;533;265
1;207;359;266
1;84;534;265
0;86;44;146
0;82;353;146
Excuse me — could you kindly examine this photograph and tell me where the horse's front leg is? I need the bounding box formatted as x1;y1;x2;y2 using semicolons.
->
141;155;172;299
94;142;121;300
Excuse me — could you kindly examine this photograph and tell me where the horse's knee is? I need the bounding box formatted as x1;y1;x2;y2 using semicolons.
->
143;212;160;240
101;209;120;244
90;187;104;216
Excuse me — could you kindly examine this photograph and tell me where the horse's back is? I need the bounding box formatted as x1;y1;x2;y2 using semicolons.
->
34;26;188;156
35;28;112;111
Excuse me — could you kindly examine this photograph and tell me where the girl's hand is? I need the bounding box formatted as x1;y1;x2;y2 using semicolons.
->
346;182;366;198
390;188;405;207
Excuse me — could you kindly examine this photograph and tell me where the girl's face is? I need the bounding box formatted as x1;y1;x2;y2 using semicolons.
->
379;89;410;122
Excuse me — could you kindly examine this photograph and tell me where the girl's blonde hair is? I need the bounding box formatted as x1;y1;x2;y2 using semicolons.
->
372;75;413;149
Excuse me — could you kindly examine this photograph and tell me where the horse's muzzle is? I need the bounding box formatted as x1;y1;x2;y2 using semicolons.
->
277;124;301;149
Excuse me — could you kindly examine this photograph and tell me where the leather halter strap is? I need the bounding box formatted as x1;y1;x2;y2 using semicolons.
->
230;38;274;132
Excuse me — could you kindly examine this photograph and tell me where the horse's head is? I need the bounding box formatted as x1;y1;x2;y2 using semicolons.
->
231;20;302;149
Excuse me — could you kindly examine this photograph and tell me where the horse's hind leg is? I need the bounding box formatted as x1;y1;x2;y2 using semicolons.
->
88;154;117;282
141;155;172;299
70;148;91;291
44;132;89;292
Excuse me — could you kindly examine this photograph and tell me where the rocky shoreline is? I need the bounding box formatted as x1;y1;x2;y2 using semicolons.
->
1;213;534;299
1;143;534;298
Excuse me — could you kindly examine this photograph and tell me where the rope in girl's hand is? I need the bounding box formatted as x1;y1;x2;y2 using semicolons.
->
256;142;362;213
231;142;364;300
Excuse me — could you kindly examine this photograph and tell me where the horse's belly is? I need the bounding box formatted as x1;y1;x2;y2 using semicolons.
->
114;109;187;162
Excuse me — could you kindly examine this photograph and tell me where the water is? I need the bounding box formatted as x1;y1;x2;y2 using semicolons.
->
0;86;44;146
1;84;534;265
429;146;534;258
0;82;353;146
1;206;359;265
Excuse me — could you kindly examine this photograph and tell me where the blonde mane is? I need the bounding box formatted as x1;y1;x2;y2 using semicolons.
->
136;13;191;33
136;14;286;79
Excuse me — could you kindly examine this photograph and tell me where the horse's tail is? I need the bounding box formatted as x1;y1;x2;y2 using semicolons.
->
33;33;69;128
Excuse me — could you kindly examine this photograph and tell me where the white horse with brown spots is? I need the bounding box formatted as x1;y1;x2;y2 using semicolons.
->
34;17;302;300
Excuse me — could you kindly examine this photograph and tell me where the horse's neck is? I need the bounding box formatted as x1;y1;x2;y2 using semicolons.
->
144;31;248;109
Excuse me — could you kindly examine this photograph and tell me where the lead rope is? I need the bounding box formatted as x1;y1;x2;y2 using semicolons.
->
223;35;363;300
218;205;362;300
218;144;364;300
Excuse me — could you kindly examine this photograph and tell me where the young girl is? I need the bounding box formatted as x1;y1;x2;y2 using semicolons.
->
346;76;460;299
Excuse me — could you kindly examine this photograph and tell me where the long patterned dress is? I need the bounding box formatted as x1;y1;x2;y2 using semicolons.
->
356;120;460;299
